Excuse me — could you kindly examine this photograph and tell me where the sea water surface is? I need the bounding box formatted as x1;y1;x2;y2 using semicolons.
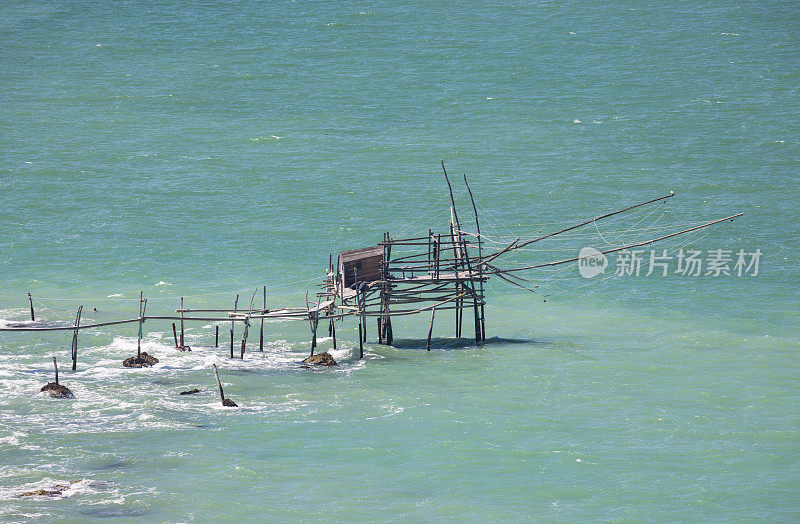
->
1;1;798;521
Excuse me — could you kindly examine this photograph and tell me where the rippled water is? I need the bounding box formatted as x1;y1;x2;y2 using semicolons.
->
1;1;798;521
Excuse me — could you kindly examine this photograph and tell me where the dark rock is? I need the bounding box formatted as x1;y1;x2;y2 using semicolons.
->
222;398;238;407
175;345;191;352
179;388;201;395
299;365;311;369
122;352;159;368
301;352;337;366
40;382;74;399
18;480;79;498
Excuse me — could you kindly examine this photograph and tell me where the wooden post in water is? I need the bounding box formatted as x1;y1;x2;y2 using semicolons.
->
426;307;436;351
230;294;238;359
212;364;236;407
240;318;249;359
28;293;35;321
259;285;265;352
463;173;486;343
358;323;363;359
215;325;219;347
213;364;225;401
179;297;185;347
172;323;179;348
53;356;59;385
136;294;147;359
330;319;337;350
71;305;83;370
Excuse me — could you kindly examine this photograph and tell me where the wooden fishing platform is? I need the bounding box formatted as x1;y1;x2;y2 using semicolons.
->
1;162;743;366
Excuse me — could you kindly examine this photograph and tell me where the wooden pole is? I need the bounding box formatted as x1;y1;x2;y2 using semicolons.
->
463;173;486;343
215;325;219;347
259;285;265;352
240;318;249;359
28;293;35;321
137;296;147;359
172;323;179;348
358;323;363;359
427;307;436;351
230;294;238;359
331;319;337;350
71;306;82;370
53;356;59;385
180;297;185;347
213;364;225;402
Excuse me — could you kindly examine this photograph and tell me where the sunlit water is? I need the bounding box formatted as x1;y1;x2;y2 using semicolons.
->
1;1;797;521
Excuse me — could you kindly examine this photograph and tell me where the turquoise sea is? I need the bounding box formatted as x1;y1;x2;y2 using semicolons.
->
1;1;798;521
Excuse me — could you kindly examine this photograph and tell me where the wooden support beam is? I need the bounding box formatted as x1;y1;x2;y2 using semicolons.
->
230;294;238;359
259;285;265;352
71;305;82;371
426;307;436;351
180;297;185;347
28;293;35;321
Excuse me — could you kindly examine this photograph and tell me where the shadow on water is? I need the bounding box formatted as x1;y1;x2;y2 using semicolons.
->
92;459;135;471
388;336;547;350
81;507;154;519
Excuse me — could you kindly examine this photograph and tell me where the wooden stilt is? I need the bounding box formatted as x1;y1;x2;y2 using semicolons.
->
240;318;249;359
213;364;225;401
358;323;363;359
310;304;319;356
172;323;179;348
71;305;82;371
230;294;238;359
427;306;436;351
259;286;265;352
331;319;337;350
28;293;35;321
179;297;185;347
212;364;237;407
53;356;59;385
215;325;219;347
136;294;147;359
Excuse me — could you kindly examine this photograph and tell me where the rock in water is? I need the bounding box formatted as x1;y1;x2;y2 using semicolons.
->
18;480;79;498
179;388;201;395
222;398;238;407
301;352;337;366
40;382;74;399
175;345;191;352
122;352;159;368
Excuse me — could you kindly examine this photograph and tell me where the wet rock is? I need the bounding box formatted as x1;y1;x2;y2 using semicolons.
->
222;398;238;407
40;382;74;399
18;480;79;498
122;352;159;368
179;388;201;395
301;352;337;366
175;345;191;352
299;365;311;369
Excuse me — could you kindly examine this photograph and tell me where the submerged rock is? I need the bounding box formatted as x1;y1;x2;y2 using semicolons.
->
122;352;159;368
222;398;238;407
40;382;74;399
179;388;201;395
18;480;79;498
301;352;337;366
175;345;191;352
